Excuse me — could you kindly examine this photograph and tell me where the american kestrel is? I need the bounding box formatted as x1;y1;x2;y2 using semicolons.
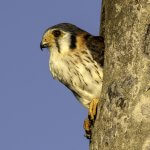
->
40;23;104;139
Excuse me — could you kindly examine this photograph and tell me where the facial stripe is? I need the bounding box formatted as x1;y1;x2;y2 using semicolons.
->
55;38;60;53
70;35;76;49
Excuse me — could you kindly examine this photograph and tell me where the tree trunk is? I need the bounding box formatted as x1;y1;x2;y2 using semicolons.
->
90;0;150;149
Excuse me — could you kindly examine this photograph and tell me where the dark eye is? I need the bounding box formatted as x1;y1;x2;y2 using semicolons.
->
52;30;61;37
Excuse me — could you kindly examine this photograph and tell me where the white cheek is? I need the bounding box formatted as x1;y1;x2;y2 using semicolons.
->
59;33;70;53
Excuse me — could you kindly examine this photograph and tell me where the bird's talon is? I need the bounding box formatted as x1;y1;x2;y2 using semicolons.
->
88;98;99;121
83;98;99;139
83;118;92;139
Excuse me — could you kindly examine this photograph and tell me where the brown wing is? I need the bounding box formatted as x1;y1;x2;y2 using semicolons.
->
84;35;105;67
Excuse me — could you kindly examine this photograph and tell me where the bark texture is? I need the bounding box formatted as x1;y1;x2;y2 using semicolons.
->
90;0;150;149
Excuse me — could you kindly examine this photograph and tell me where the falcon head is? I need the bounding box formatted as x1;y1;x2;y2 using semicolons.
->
40;23;90;53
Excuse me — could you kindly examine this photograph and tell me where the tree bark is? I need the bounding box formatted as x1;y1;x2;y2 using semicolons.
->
90;0;150;149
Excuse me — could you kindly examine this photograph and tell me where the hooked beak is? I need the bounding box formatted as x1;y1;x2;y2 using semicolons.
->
40;41;49;51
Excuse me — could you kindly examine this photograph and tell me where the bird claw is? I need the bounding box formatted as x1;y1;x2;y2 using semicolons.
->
88;98;99;121
84;98;99;139
83;118;91;139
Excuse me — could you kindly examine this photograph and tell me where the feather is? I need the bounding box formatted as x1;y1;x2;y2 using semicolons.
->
85;35;105;67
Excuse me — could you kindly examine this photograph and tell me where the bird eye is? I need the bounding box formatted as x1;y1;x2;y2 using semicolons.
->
52;30;61;37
